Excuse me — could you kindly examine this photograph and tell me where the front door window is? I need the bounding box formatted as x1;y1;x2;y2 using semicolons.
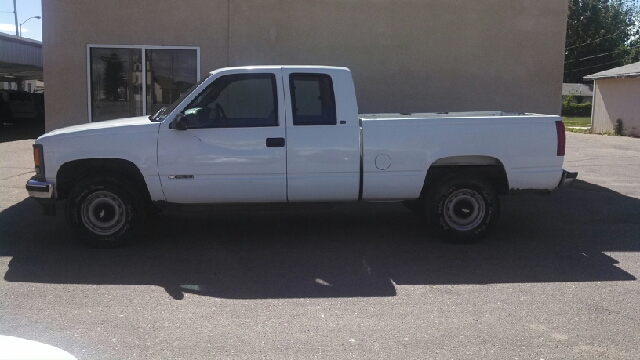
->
182;74;278;128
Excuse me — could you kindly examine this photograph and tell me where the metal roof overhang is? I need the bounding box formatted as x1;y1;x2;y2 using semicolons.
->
0;32;43;81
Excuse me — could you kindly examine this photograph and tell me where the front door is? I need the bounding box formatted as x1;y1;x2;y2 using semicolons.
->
157;70;287;203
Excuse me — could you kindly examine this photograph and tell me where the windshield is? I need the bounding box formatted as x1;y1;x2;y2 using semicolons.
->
149;75;212;122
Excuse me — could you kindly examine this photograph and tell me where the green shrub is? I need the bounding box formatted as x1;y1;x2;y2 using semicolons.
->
561;96;592;117
615;119;624;135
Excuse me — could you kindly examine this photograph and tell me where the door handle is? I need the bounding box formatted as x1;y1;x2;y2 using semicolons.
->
266;137;285;147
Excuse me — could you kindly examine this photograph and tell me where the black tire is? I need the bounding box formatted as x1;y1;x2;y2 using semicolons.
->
65;177;145;248
426;174;500;244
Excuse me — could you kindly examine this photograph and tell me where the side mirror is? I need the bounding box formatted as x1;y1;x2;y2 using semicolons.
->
170;114;188;130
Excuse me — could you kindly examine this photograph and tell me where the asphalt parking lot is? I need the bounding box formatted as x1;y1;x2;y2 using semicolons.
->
1;128;639;359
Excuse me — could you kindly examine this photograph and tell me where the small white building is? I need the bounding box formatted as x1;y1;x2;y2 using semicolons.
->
585;62;640;136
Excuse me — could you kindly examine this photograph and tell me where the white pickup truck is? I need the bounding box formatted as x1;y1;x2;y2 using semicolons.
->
26;66;576;247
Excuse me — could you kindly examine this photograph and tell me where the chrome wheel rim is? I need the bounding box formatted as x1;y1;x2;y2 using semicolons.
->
443;189;485;231
81;191;126;236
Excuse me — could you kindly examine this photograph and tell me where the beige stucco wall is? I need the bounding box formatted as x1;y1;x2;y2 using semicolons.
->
42;0;229;131
591;78;640;136
43;0;568;131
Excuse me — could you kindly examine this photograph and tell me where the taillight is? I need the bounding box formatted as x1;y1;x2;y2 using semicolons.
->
555;121;566;156
33;144;44;175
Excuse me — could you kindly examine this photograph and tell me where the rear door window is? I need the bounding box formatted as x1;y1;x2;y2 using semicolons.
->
290;74;336;126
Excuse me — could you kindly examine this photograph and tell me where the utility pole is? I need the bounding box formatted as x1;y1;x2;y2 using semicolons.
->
13;0;22;90
13;0;19;36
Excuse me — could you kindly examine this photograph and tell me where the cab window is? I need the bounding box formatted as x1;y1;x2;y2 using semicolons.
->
183;73;278;128
290;73;336;126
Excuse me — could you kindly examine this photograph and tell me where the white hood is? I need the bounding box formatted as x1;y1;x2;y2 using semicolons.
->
39;116;159;140
34;116;162;182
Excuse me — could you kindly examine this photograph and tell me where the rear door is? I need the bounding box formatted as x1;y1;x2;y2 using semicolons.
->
282;68;361;202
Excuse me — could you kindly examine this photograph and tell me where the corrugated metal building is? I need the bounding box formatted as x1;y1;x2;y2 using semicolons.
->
0;32;43;86
585;61;640;136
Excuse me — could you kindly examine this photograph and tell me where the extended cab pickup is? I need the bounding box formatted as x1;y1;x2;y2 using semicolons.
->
26;66;577;247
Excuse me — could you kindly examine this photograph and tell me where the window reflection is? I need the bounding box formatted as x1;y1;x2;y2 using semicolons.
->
89;47;198;122
90;48;143;122
146;49;198;116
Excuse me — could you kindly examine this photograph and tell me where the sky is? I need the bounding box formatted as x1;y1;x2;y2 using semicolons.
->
0;0;42;41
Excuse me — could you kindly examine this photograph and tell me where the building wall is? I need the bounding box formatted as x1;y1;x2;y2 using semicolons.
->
0;82;17;90
42;0;228;131
43;0;568;131
0;81;43;92
592;78;640;136
23;80;44;93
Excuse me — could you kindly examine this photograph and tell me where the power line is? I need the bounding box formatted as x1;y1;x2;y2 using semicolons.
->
564;59;624;74
565;42;640;64
565;30;628;50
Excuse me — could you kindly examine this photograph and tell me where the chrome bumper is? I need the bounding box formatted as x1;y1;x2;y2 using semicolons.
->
26;178;55;199
559;170;578;188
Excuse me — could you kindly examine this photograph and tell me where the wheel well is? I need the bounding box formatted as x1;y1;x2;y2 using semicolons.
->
56;158;151;203
420;160;509;198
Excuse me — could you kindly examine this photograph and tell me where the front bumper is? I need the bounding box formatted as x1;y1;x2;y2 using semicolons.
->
26;178;57;216
559;170;578;188
26;178;55;199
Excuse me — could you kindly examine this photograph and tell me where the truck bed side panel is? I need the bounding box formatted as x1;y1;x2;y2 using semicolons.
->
361;116;564;200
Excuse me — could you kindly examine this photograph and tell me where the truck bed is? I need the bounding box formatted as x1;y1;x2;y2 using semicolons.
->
359;111;539;120
358;112;564;201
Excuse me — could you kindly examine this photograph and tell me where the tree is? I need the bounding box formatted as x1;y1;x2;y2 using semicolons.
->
102;53;125;101
626;8;640;63
564;0;640;83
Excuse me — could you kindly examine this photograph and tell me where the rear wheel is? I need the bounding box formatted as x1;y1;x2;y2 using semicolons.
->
426;174;500;244
65;177;145;248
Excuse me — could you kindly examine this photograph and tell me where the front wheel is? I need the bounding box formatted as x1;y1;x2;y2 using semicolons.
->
426;174;500;244
65;177;145;248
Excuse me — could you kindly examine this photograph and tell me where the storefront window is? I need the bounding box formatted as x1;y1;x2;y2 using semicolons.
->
89;46;198;122
146;49;198;116
90;48;142;122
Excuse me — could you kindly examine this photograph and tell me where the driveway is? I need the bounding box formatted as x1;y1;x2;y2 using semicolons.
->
1;130;639;359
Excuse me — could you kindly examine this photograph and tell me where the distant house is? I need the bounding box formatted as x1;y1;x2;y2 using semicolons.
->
585;62;640;136
562;83;593;104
